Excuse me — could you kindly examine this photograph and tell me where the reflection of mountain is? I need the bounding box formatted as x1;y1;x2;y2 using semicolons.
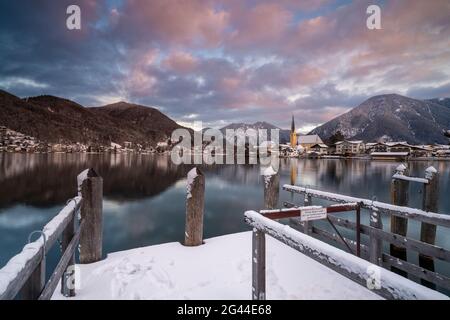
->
0;153;190;209
0;153;265;210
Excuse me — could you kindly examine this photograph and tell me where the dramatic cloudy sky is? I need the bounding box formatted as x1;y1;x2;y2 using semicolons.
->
1;0;449;131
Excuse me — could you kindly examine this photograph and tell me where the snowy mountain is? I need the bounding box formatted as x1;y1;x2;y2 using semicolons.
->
427;97;450;109
309;94;450;144
220;122;290;143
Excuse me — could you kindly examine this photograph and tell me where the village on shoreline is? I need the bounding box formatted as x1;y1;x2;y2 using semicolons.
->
1;125;450;161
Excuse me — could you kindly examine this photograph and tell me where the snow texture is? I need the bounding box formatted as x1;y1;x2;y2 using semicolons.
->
425;166;437;179
52;232;385;300
395;163;407;173
0;197;81;297
77;169;90;196
261;166;277;188
186;168;198;199
245;210;448;300
392;174;428;184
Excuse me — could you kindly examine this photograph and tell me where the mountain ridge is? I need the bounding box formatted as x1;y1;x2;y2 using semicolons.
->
0;90;187;148
309;93;450;144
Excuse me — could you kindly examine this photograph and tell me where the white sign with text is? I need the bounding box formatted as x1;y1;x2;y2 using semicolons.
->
300;207;327;221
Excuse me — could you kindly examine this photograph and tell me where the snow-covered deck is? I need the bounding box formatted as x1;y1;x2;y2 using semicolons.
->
52;232;383;300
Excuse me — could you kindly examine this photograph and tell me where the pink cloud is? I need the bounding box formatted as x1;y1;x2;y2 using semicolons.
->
163;51;198;73
114;0;229;48
228;2;292;48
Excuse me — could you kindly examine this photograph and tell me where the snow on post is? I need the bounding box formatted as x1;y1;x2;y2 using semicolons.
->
78;168;103;264
394;163;407;175
425;166;437;180
420;166;440;287
390;165;409;273
261;166;279;210
185;168;205;246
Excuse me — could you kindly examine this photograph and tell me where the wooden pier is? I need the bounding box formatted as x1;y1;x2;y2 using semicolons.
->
0;168;103;300
276;165;450;293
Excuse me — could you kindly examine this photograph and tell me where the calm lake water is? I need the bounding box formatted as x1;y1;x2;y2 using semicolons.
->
1;153;449;287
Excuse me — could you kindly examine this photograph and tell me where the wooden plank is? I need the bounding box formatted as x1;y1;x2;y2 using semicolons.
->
263;172;279;210
61;214;76;296
39;220;84;300
245;210;447;300
296;214;450;290
185;168;205;246
390;166;409;276
79;169;103;263
356;206;361;257
328;215;450;262
293;222;369;258
420;166;439;288
261;203;357;220
369;209;383;266
0;199;81;300
382;253;450;291
282;185;450;228
20;259;45;300
392;174;428;184
252;229;266;300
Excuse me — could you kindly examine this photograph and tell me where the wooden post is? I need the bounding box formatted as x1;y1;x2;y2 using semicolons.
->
185;167;205;246
263;170;279;210
78;168;103;264
21;258;45;300
419;166;439;289
369;207;383;266
303;194;313;235
61;213;76;296
252;229;266;300
390;164;409;276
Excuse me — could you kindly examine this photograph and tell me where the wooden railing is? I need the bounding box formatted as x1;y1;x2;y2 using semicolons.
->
282;179;450;292
0;168;103;300
244;210;448;300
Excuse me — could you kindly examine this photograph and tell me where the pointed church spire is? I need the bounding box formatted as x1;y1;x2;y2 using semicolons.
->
290;115;297;148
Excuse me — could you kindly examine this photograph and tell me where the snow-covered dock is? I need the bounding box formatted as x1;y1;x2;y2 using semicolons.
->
52;232;383;300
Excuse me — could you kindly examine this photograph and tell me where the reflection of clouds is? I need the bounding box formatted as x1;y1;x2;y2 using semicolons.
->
0;206;51;229
174;178;187;189
103;199;125;216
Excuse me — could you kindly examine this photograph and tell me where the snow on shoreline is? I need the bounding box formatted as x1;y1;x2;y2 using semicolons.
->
52;232;382;300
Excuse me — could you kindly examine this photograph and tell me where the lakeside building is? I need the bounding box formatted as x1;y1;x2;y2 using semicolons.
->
335;140;366;155
370;152;409;161
297;134;324;151
309;143;329;155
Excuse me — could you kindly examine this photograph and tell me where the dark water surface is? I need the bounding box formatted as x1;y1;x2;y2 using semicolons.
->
1;153;449;286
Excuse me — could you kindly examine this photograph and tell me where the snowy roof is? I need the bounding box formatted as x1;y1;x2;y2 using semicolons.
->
385;141;407;146
335;140;363;145
371;152;409;156
311;143;328;148
297;134;323;144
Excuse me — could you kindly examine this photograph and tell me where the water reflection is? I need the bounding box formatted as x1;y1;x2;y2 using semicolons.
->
0;153;449;274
